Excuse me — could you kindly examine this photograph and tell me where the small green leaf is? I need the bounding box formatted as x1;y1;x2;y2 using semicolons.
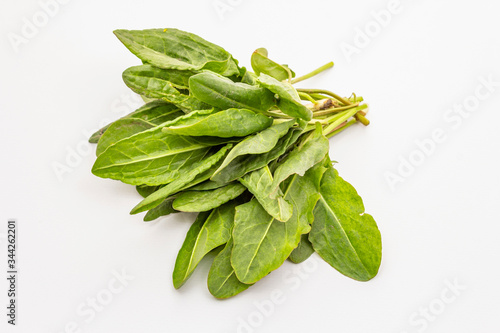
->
173;182;246;212
136;184;161;198
251;48;292;81
208;239;252;299
122;65;209;112
239;166;292;222
173;200;238;289
162;108;273;138
189;72;275;113
288;234;314;263
269;124;329;197
212;120;296;179
144;197;177;221
309;161;382;281
114;28;240;76
211;123;305;184
257;73;312;121
124;64;193;90
238;66;257;85
187;180;229;191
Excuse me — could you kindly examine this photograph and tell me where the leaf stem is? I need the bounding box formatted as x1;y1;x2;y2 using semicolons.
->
309;93;331;100
313;103;360;117
326;119;357;138
354;112;370;126
298;92;317;104
323;104;367;136
291;62;334;84
284;66;293;82
264;110;293;119
296;88;352;106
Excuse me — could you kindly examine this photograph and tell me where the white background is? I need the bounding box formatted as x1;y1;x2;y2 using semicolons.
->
1;0;500;332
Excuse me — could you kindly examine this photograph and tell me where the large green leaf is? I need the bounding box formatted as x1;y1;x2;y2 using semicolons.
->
239;166;292;222
130;144;232;214
172;182;246;212
122;65;208;112
96;118;154;156
211;124;305;184
92;123;227;186
212;120;296;179
189;72;275;113
257;73;312;121
309;162;382;281
269;124;329;198
287;157;327;263
162;108;273;138
173;200;238;288
114;28;239;76
207;239;251;299
251;48;292;81
231;167;320;284
89;100;184;143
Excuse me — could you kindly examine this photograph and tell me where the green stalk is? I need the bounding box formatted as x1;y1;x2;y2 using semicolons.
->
298;92;317;104
326;119;357;138
291;62;334;84
354;112;370;126
313;103;360;117
264;110;293;119
296;88;352;106
323;105;368;136
304;108;351;131
309;93;331;100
